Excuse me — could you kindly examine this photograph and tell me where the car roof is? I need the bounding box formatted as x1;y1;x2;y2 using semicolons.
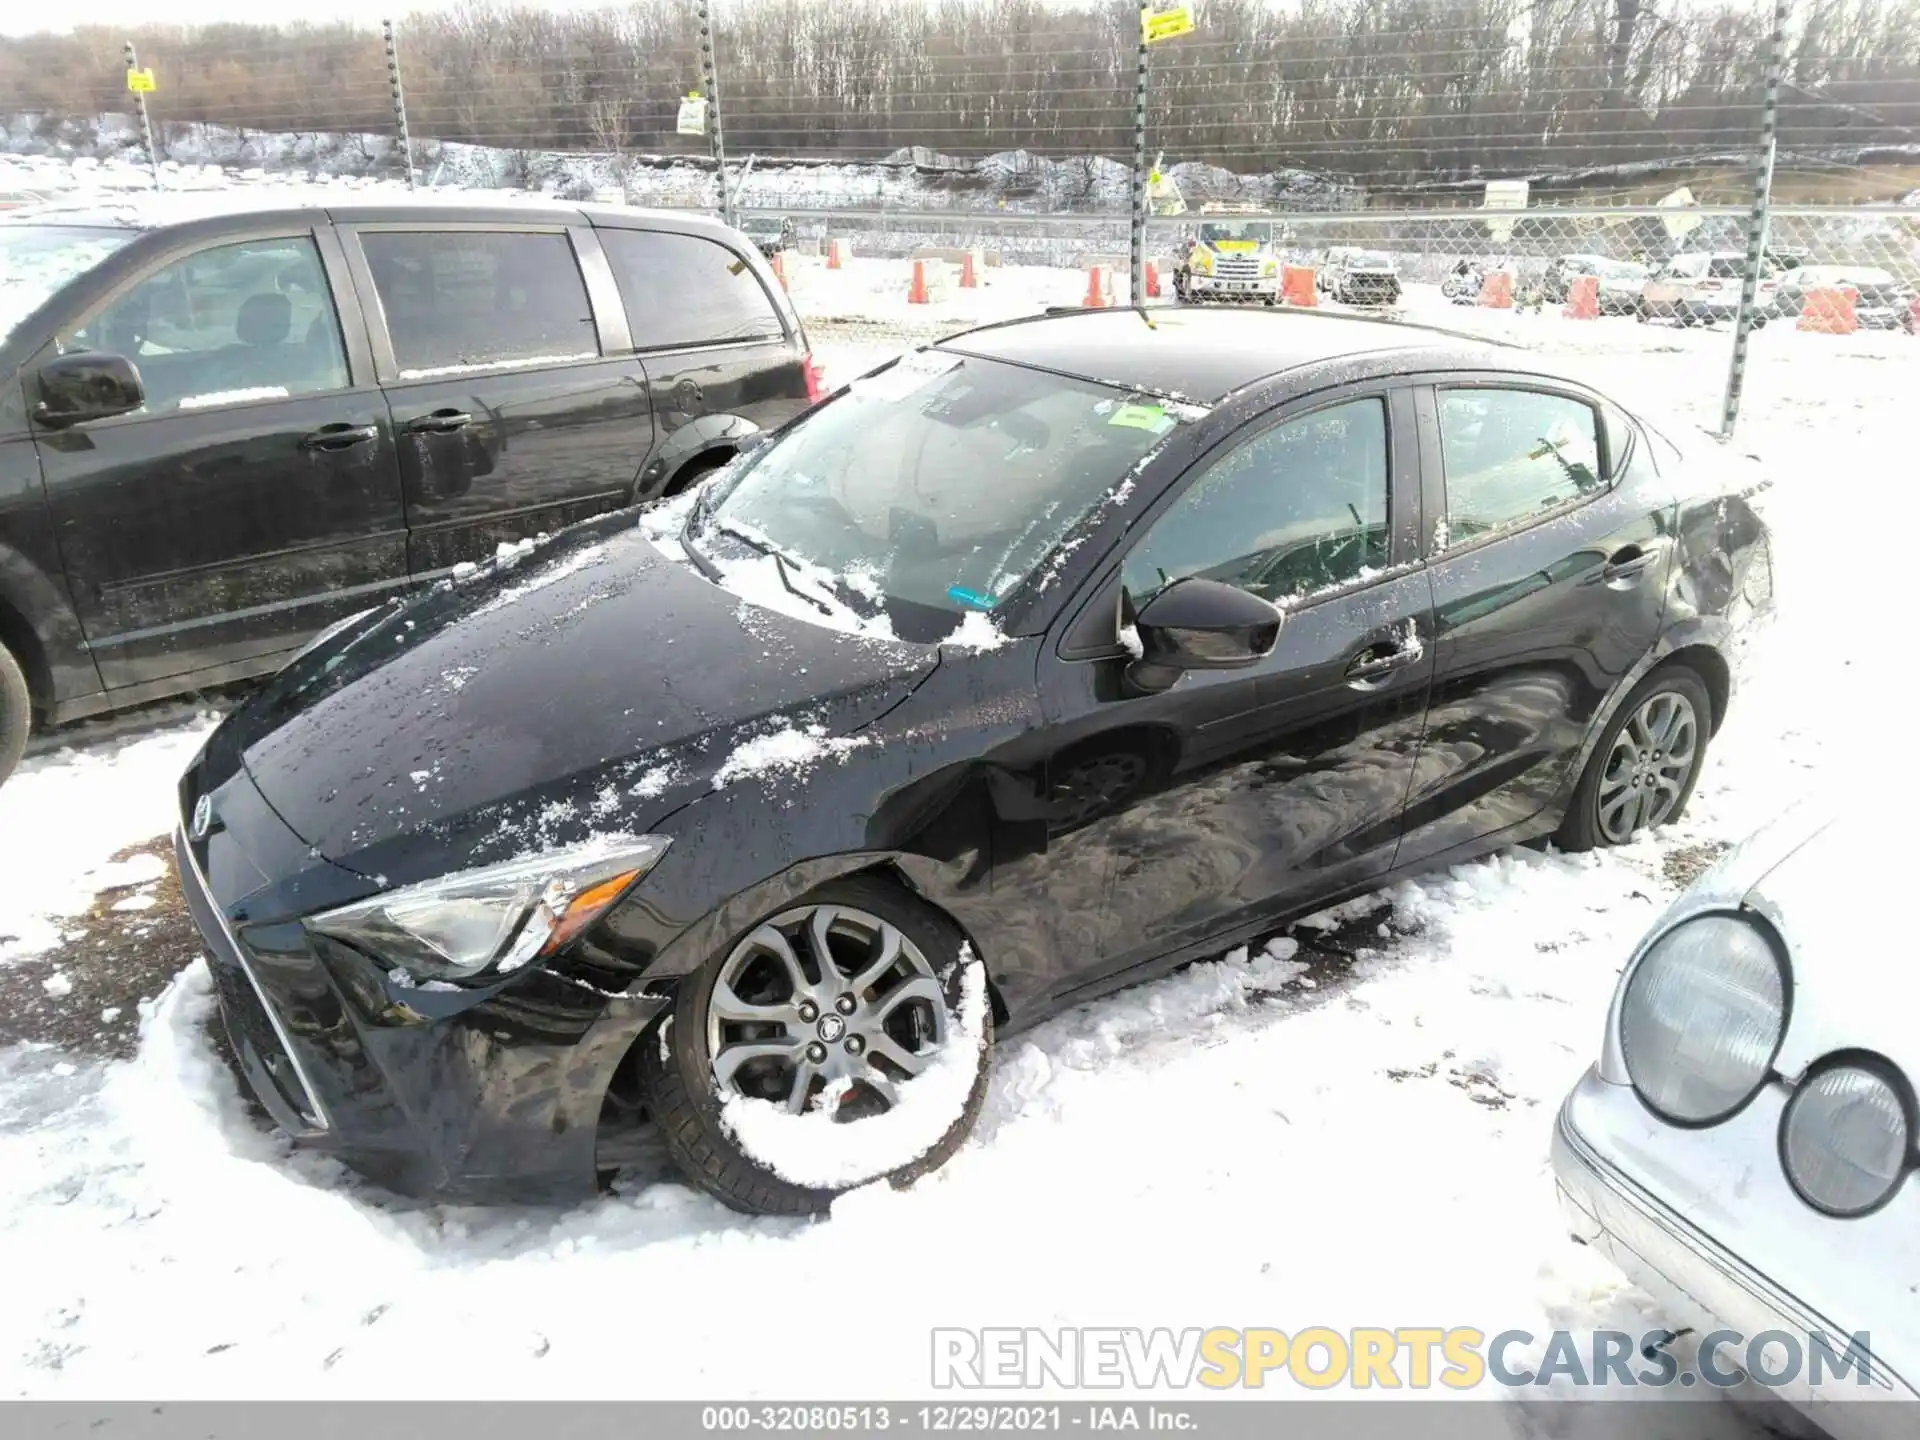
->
936;307;1516;403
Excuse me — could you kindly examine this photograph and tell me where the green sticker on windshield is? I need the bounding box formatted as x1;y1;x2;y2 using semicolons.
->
1108;403;1175;435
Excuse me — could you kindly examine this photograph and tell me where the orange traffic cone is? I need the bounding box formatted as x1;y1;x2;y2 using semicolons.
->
1563;274;1599;319
826;238;848;270
907;259;931;305
768;250;788;290
1478;269;1515;309
1143;262;1161;300
959;250;979;288
1083;265;1110;308
1798;286;1857;334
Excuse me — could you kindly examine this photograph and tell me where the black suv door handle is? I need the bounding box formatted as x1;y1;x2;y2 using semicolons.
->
405;409;472;435
300;423;378;452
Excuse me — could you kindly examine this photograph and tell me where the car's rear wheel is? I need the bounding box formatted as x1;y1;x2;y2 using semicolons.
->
0;642;30;789
640;876;992;1215
1557;667;1711;852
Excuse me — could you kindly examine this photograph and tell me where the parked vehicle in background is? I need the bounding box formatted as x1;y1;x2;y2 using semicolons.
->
1545;254;1649;313
0;194;820;787
1773;264;1916;332
1442;258;1482;304
176;307;1772;1216
1554;799;1917;1436
1638;251;1780;327
739;213;795;257
1174;207;1282;305
1325;249;1402;307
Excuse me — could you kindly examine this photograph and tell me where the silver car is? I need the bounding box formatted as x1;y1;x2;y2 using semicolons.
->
1553;802;1917;1437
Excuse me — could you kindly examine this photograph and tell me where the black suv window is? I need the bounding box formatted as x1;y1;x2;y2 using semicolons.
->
600;229;785;349
1438;388;1602;542
359;230;598;378
56;236;348;414
1122;398;1390;609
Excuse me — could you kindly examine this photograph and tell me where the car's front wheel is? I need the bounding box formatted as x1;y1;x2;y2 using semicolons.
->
1557;666;1712;852
0;642;30;789
641;876;992;1214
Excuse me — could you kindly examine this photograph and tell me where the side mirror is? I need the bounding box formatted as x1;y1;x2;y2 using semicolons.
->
34;351;145;429
1128;577;1281;694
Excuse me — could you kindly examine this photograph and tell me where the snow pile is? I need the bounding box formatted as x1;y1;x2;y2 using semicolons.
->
940;610;1011;651
0;717;216;965
711;723;870;790
719;951;988;1191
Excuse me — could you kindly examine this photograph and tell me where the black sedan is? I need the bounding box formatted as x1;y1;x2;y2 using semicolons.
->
177;308;1774;1214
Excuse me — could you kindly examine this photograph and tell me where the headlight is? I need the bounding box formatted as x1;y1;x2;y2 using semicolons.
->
1781;1061;1911;1217
1262;259;1279;277
1191;251;1212;274
1619;912;1787;1125
308;834;671;982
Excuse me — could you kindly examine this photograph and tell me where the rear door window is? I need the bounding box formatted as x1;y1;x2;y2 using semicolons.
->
358;230;599;379
1438;388;1604;542
599;229;786;349
56;234;348;414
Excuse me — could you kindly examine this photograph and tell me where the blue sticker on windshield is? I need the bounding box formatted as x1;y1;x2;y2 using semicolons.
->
946;585;997;611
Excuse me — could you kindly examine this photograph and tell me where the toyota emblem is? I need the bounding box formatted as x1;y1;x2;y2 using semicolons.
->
190;794;213;841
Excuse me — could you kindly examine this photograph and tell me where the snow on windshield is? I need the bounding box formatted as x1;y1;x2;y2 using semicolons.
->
0;225;135;349
688;352;1187;643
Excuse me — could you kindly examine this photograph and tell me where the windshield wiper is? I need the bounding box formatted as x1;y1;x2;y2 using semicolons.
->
711;517;839;617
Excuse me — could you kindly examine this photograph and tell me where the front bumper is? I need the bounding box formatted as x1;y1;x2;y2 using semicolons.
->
1187;273;1279;300
1552;1069;1916;1437
177;761;668;1201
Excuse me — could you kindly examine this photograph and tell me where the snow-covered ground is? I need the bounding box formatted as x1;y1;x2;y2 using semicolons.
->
0;237;1912;1422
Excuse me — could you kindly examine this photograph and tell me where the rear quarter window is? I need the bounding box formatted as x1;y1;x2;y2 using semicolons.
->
599;229;786;349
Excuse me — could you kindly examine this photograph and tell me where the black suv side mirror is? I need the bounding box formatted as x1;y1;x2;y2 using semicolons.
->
1128;577;1282;694
34;351;145;429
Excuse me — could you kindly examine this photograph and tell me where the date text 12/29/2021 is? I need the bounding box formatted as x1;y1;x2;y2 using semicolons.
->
701;1407;1190;1432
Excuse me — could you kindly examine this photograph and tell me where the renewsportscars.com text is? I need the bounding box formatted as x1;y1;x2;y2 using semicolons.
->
931;1327;1880;1391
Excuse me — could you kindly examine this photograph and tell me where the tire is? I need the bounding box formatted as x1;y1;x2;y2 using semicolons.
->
663;452;729;498
1556;665;1713;853
0;642;29;790
639;875;993;1215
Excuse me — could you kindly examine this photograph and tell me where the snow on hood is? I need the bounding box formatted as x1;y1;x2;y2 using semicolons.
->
219;515;938;884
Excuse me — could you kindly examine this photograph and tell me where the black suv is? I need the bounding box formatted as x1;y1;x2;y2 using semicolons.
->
0;196;820;783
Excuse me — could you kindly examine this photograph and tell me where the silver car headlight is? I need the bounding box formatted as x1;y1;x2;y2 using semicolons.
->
1618;911;1788;1125
308;835;671;982
1781;1061;1911;1217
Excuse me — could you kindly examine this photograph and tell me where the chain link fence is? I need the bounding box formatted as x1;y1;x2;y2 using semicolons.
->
3;4;1917;426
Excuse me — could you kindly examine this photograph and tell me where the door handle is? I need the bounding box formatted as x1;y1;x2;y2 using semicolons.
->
1346;644;1420;681
405;409;473;435
299;423;378;452
1585;543;1661;585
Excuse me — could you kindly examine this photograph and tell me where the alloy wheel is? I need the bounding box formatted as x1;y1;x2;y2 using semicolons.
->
1596;690;1699;844
705;904;950;1120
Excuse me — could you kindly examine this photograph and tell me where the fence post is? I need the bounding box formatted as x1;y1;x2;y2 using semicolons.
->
1129;9;1150;308
694;0;735;228
383;18;417;190
123;42;160;189
1719;0;1789;439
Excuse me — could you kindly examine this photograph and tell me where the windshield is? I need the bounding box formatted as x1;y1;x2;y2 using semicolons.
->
1200;221;1272;246
686;352;1185;642
1598;260;1647;280
0;224;135;349
1349;251;1391;268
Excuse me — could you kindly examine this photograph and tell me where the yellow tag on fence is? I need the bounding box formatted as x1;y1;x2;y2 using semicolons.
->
1142;6;1195;43
126;68;156;94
